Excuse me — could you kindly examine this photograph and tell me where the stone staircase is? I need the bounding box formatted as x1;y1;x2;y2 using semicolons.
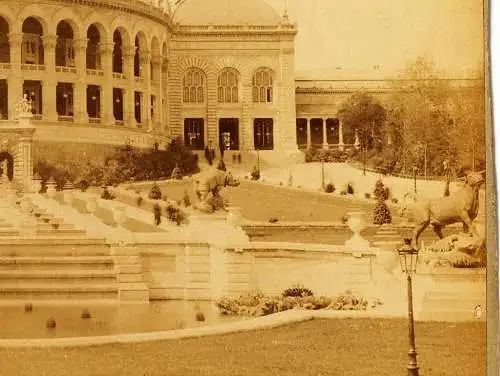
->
0;239;119;303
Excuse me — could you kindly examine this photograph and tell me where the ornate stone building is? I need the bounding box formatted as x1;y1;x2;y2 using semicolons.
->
0;0;481;164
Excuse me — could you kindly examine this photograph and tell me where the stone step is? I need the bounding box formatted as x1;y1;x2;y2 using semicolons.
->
0;283;118;300
0;270;117;284
0;244;110;257
0;256;114;271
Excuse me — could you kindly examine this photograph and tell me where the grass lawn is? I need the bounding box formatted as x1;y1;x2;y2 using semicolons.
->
0;318;485;376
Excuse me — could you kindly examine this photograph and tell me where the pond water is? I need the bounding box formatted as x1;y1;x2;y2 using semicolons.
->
0;301;246;339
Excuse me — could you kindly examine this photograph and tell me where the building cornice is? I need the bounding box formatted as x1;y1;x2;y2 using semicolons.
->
172;23;297;38
50;0;172;29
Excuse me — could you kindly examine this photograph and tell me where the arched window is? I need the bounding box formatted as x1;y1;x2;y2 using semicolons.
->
183;68;205;103
217;68;239;103
252;68;273;103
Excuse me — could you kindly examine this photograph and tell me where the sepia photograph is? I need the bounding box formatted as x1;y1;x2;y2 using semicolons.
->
0;0;495;375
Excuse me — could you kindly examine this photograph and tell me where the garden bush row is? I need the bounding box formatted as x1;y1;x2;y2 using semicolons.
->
34;137;199;191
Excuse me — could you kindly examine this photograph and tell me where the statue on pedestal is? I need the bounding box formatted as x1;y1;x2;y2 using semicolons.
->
400;170;486;267
15;94;33;119
194;169;239;213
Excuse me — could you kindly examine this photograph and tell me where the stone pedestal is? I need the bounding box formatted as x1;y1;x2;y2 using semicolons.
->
344;211;370;257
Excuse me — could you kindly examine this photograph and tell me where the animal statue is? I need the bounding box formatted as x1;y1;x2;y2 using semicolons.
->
194;169;240;212
400;170;485;249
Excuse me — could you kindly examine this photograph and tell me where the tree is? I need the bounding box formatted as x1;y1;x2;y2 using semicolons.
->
387;56;455;176
338;92;386;174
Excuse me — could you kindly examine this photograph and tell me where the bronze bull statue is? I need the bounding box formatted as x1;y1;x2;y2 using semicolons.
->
194;169;240;213
401;170;485;249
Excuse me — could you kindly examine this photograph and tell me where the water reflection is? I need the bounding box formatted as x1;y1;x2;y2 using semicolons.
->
0;301;244;339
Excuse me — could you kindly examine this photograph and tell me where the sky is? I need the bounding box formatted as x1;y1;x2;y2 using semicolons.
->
265;0;485;79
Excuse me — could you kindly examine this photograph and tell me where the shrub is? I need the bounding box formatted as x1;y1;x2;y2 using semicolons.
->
364;192;371;199
165;204;187;226
373;179;390;201
373;199;392;225
81;309;92;319
195;312;206;322
391;198;399;204
268;217;279;223
148;183;162;200
340;190;347;196
100;187;115;200
250;166;260;180
304;147;347;163
136;196;144;207
324;182;335;193
341;214;349;224
282;285;313;298
347;183;354;195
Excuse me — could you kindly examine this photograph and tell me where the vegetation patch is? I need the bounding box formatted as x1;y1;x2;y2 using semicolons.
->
215;289;373;317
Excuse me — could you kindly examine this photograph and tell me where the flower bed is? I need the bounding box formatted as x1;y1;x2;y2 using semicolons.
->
215;289;379;317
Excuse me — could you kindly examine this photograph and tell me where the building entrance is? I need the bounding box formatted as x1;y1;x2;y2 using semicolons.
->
218;118;239;151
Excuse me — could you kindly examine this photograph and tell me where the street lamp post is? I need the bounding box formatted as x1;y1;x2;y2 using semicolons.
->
321;157;325;190
398;238;420;376
412;166;418;194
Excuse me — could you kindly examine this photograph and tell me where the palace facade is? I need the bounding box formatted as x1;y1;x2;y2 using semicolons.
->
0;0;480;163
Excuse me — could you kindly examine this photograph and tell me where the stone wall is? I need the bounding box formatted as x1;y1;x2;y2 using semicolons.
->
139;242;375;300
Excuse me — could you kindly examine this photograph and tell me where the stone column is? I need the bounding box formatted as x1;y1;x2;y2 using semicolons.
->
140;51;152;130
241;82;253;151
100;43;114;125
152;55;162;131
338;118;344;150
123;46;136;127
162;57;169;135
322;117;328;149
7;33;22;120
42;35;58;122
306;118;311;147
74;38;88;123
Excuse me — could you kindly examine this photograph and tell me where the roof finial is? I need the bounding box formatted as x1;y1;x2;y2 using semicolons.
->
282;0;289;22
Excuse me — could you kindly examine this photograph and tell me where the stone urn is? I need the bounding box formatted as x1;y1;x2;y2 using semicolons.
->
226;206;243;227
344;211;370;256
62;181;75;205
46;178;57;199
112;204;127;228
31;175;42;194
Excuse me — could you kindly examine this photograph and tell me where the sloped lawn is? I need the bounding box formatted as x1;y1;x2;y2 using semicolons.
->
0;318;485;376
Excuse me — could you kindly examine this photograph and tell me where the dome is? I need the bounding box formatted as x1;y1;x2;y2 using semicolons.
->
173;0;281;26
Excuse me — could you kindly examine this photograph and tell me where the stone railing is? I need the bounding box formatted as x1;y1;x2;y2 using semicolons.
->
55;66;77;74
0;63;11;70
113;72;128;80
87;68;104;77
21;64;45;71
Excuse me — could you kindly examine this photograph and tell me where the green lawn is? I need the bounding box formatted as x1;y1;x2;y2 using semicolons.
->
0;318;485;376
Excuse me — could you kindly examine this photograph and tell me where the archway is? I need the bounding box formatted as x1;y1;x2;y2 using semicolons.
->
0;151;14;181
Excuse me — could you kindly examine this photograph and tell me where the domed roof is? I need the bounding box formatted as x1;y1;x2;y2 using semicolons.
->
173;0;281;26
